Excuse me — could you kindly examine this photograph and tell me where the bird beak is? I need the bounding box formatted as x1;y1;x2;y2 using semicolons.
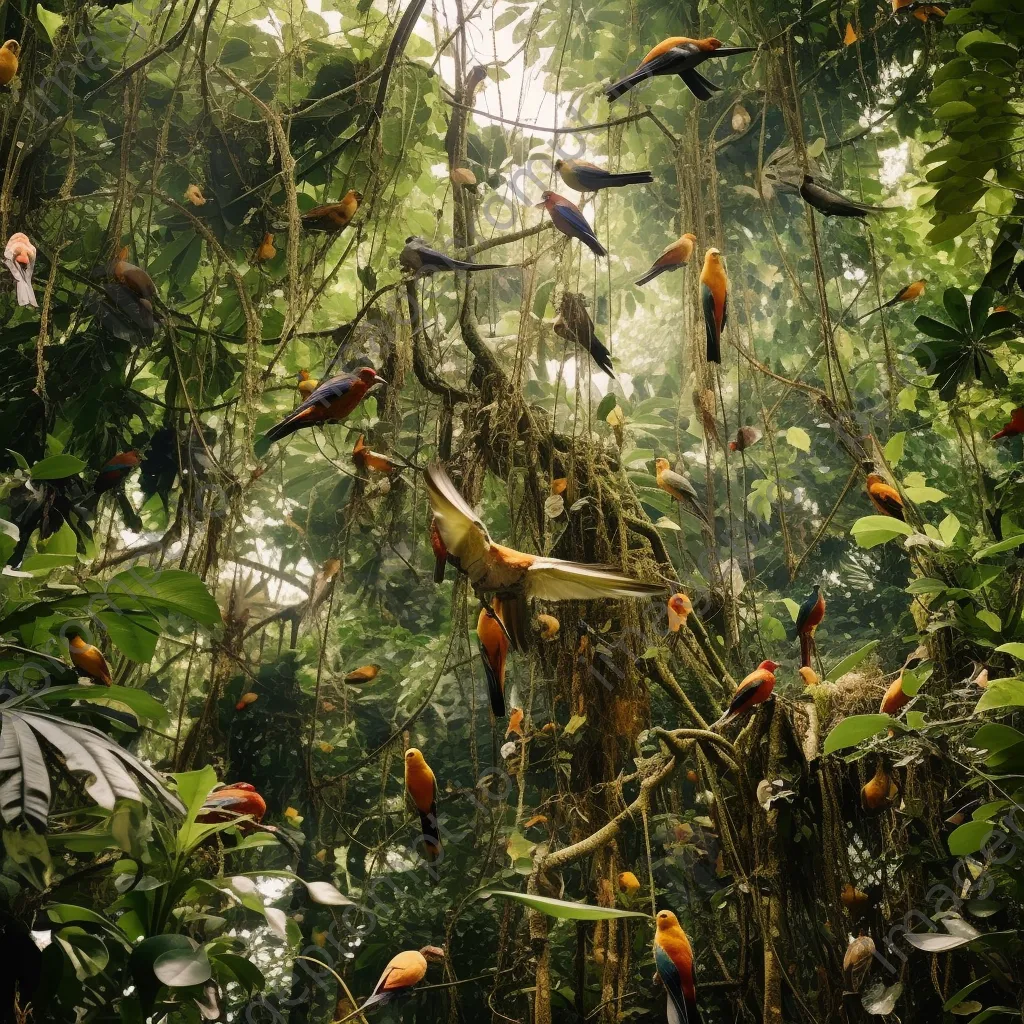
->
372;374;388;387
534;199;547;208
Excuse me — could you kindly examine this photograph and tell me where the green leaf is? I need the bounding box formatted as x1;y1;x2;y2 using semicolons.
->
903;486;946;503
97;609;159;662
975;534;1024;559
172;765;220;854
485;890;649;920
977;609;1002;633
595;393;618;421
211;952;265;992
948;820;1000;856
104;568;222;628
907;578;948;596
825;640;880;681
782;598;800;622
975;678;1024;712
35;685;168;725
153;945;212;987
851;515;913;549
883;432;905;466
926;213;978;245
36;4;65;43
943;975;992;1012
995;643;1024;660
940;514;962;546
933;101;977;119
943;288;971;331
785;426;811;453
823;714;898;755
30;454;86;480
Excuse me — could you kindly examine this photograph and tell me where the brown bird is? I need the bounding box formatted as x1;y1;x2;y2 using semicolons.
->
861;762;898;813
345;664;380;684
0;41;19;87
880;675;910;715
352;434;399;474
67;629;112;686
110;247;157;333
655;458;710;528
302;190;362;232
4;233;37;308
843;933;875;992
635;233;696;287
729;425;762;452
255;232;277;262
554;292;615;377
856;279;926;320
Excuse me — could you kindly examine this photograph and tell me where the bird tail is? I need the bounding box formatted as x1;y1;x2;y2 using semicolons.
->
264;412;307;445
680;68;720;101
583;235;608;258
479;642;506;717
15;279;38;308
705;320;722;364
115;492;143;533
433;553;447;583
855;303;886;321
589;338;616;377
800;632;812;669
604;70;648;102
452;258;505;271
418;808;442;861
635;264;672;287
602;170;655;187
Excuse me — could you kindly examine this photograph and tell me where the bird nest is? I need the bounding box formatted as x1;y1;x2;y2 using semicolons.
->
808;666;890;734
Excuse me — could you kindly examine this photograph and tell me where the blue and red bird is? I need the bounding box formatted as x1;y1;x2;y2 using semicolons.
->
536;191;606;257
794;584;826;668
654;909;703;1023
711;660;778;729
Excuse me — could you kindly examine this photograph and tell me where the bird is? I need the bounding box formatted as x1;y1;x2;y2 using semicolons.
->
0;40;19;87
893;0;947;19
197;782;267;826
700;248;728;363
430;518;457;583
800;176;895;218
67;630;112;686
554;158;653;193
856;280;926;320
667;593;693;632
93;449;143;531
655;458;710;528
258;367;386;449
653;909;703;1024
109;248;157;334
604;36;756;103
536;614;560;640
345;664;380;684
536;192;606;257
636;234;696;287
184;184;207;206
992;407;1024;440
729;425;762;452
880;675;911;715
865;473;904;520
399;235;504;275
342;946;445;1021
711;660;778;729
301;189;362;232
4;233;37;308
798;666;819;686
843;934;875;992
553;292;615;377
352;435;399;474
405;747;441;860
477;599;509;717
840;884;870;912
794;585;826;669
296;369;318;398
255;233;277;262
861;762;898;813
618;871;641;892
425;464;663;649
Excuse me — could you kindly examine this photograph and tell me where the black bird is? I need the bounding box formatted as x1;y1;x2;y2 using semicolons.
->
554;292;615;378
399;236;504;276
800;176;895;218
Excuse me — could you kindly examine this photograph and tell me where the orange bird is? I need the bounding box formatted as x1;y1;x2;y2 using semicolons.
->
992;408;1024;440
4;232;38;307
94;450;142;494
653;910;703;1024
345;946;445;1019
302;189;362;232
536;191;606;256
0;40;19;87
255;233;277;262
425;465;663;648
405;747;441;860
866;473;904;520
711;660;778;729
197;782;267;826
667;593;693;632
699;248;727;364
261;367;386;447
110;248;157;334
296;369;318;398
856;279;926;320
656;458;709;527
636;233;696;287
345;664;380;684
794;585;825;669
67;630;112;686
618;871;641;892
880;675;910;715
477;598;509;717
605;36;755;103
352;434;399;474
861;762;898;814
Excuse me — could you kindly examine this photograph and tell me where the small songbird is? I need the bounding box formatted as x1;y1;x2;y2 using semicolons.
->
296;369;318;398
554;158;653;193
94;450;142;494
536;191;606;257
4;233;38;308
865;473;904;520
729;425;762;452
67;630;112;686
477;599;509;717
992;407;1024;440
711;660;778;729
197;782;267;826
301;189;362;232
843;934;875;992
653;909;703;1024
800;176;894;218
635;233;696;287
345;664;380;684
536;614;560;640
655;458;709;528
426;464;663;649
794;585;825;669
861;762;898;814
259;367;386;449
400;235;504;276
346;946;445;1020
352;434;399;474
618;871;641;892
0;40;19;87
798;666;819;686
856;279;925;320
554;292;615;377
255;233;277;262
699;248;728;364
405;747;441;860
880;675;910;715
667;593;693;632
110;248;157;334
184;184;207;206
605;36;756;103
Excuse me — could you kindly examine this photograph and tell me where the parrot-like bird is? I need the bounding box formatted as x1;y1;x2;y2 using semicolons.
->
865;473;904;520
992;408;1024;440
667;593;693;632
302;190;362;232
426;464;663;649
636;233;695;287
794;584;826;669
67;630;112;686
555;158;653;193
400;236;504;276
0;40;19;87
655;458;710;528
880;675;911;715
344;946;445;1020
536;191;606;257
800;176;894;218
856;279;925;320
711;660;778;729
699;248;728;364
605;36;756;103
554;292;615;377
405;747;441;860
477;598;509;717
4;233;37;308
653;909;703;1024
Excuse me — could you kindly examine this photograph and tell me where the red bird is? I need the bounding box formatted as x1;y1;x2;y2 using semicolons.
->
536;191;606;257
261;367;386;448
477;599;509;717
352;434;398;474
992;408;1024;440
866;473;904;520
94;450;142;494
880;675;910;715
794;585;825;668
712;660;778;728
197;783;268;826
429;518;453;583
700;248;728;364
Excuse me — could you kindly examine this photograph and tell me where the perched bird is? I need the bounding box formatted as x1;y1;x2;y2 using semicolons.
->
604;36;756;103
506;708;524;738
861;762;898;813
554;158;653;193
400;235;504;276
711;660;778;729
729;425;762;452
798;666;819;686
235;691;259;711
992;408;1024;440
655;458;709;528
0;40;19;87
794;585;826;669
554;292;615;377
255;233;277;262
405;747;441;860
550;478;568;496
109;248;157;334
296;369;318;398
67;630;112;686
880;675;910;715
893;0;947;19
667;593;693;632
800;176;894;218
618;871;641;893
302;189;362;232
840;884;870;911
259;367;386;448
345;946;445;1020
197;782;267;826
477;599;509;717
636;233;696;287
653;909;703;1024
536;191;606;257
345;664;380;684
865;473;904;520
352;434;399;474
856;279;925;320
699;248;728;364
93;449;143;531
4;233;38;308
536;613;560;640
426;464;663;649
843;934;875;992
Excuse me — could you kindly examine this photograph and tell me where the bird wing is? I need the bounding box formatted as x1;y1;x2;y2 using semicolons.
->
424;465;493;575
870;484;904;517
567;164;612;189
291;373;360;416
728;672;768;714
641;41;702;73
661;469;698;501
524;559;663;603
550;201;597;241
654;944;693;1024
3;250;33;286
795;591;817;632
701;282;721;360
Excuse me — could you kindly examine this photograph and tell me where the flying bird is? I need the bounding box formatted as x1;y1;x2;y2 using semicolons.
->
342;946;445;1021
711;660;778;729
0;40;19;87
400;236;504;275
4;233;38;308
636;233;696;287
794;584;825;669
865;473;904;520
67;630;112;686
729;425;762;452
992;408;1024;440
405;747;441;860
554;158;653;193
604;36;756;103
302;189;362;232
856;279;925;320
536;191;606;257
477;599;509;717
554;292;615;377
425;464;663;648
800;176;894;218
653;909;703;1024
656;458;710;527
700;248;728;363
